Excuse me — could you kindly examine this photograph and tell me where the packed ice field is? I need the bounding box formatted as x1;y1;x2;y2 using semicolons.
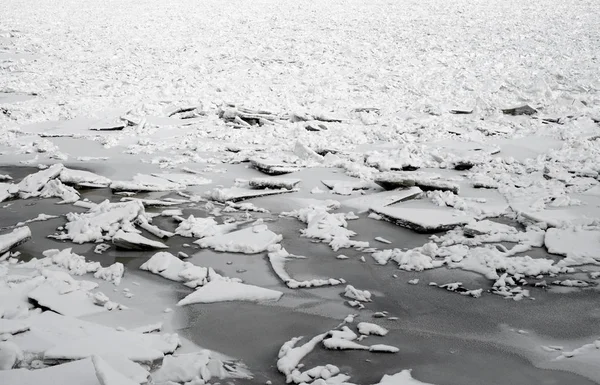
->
1;0;600;384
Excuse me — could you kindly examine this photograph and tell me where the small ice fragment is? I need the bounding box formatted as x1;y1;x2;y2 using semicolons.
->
408;279;419;285
374;237;392;244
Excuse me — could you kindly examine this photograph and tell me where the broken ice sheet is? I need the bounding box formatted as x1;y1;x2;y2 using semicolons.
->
0;182;19;202
196;224;282;253
371;206;474;233
175;215;237;238
0;357;102;385
248;177;300;190
321;179;379;195
203;186;297;203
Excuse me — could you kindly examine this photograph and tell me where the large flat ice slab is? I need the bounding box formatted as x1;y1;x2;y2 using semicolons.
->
59;168;112;188
375;171;460;194
177;279;282;305
110;174;185;192
371;206;473;233
112;230;168;250
0;357;101;385
203;186;297;203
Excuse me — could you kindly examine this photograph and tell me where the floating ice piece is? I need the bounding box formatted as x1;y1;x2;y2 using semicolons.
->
94;263;125;285
121;197;180;207
267;245;346;288
196;225;282;253
328;326;358;341
250;158;300;175
249;177;300;190
0;227;31;254
140;252;188;282
92;355;138;385
369;344;399;353
545;228;600;266
357;322;388;336
204;186;297;203
344;285;372;302
375;171;459;194
151;173;212;186
323;338;369;350
151;350;251;383
0;357;101;385
18;163;64;197
294;141;324;162
16;213;59;226
374;237;392;244
0;182;18;202
177;279;282;305
342;187;422;213
39;179;80;203
464;220;518;236
59;168;111;187
175;215;236;239
277;334;327;382
371;243;451;270
110;174;185;192
371;206;473;233
112;230;168;250
53;200;145;243
0;174;12;181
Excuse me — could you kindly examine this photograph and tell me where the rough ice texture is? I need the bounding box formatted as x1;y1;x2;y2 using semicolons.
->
249;177;300;190
53;200;145;243
175;215;237;238
17;163;64;197
39;179;80;203
371;206;473;233
0;227;32;255
196;225;282;253
277;334;327;382
177;279;283;305
344;285;372;302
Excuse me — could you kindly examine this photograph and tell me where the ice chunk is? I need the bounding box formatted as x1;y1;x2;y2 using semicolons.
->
250;158;300;175
54;200;145;244
463;220;518;236
546;228;600;266
0;182;18;202
277;334;327;381
375;171;459;194
357;322;388;336
203;186;296;203
18;163;64;196
39;179;80;203
371;206;473;233
196;225;282;254
175;215;236;238
94;263;125;285
0;227;31;254
344;285;372;302
59;168;111;187
112;230;168;250
249;177;300;190
343;187;422;213
323;338;369;350
322;179;379;195
140;252;187;282
369;344;399;353
177;279;282;305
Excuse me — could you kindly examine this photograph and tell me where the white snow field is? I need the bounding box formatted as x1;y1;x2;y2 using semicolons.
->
1;0;600;384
